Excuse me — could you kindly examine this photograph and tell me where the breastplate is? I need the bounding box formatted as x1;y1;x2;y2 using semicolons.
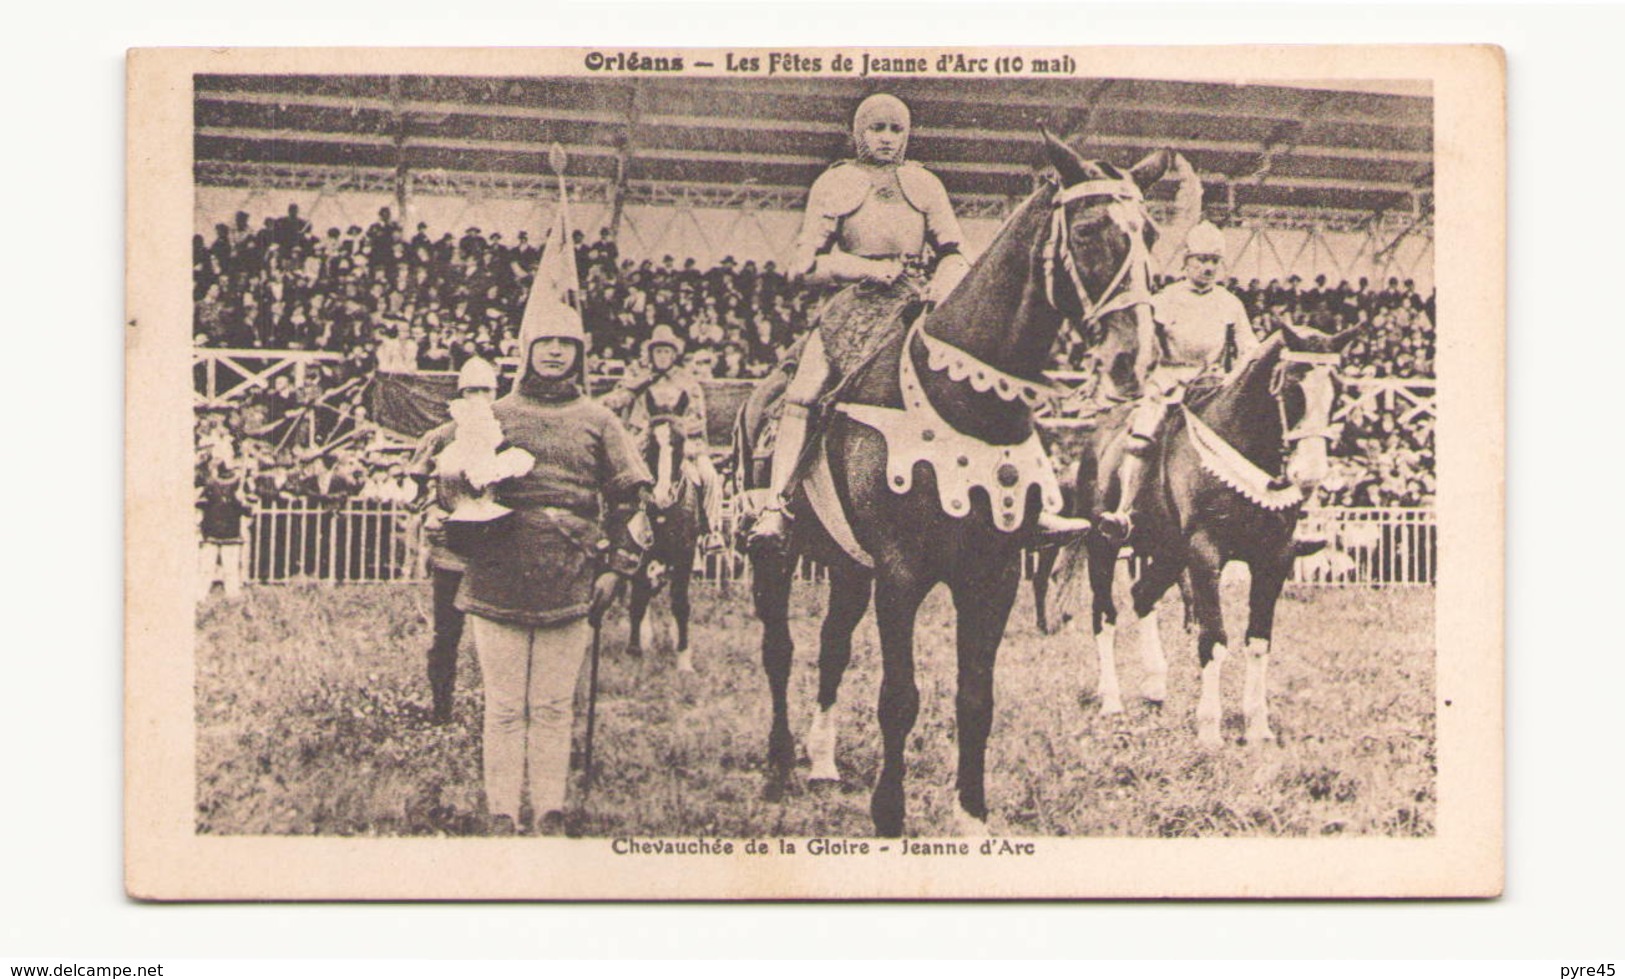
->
1157;290;1232;368
837;170;927;259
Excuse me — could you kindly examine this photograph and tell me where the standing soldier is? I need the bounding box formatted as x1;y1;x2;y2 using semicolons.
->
1098;221;1327;554
600;324;724;551
409;356;498;725
750;92;1090;545
447;299;651;836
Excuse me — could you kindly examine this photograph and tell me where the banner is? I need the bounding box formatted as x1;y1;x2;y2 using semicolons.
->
367;372;458;440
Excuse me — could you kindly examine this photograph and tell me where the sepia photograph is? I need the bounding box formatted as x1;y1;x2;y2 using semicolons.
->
125;45;1503;900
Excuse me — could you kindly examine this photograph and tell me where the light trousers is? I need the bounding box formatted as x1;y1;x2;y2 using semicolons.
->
198;541;244;599
469;614;591;820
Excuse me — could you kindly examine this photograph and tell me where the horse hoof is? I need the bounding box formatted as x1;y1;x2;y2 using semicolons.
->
768;733;797;775
625;644;643;659
807;761;840;784
952;806;990;839
871;794;906;839
1245;725;1276;747
1100;698;1125;717
1197;722;1224;750
675;650;695;674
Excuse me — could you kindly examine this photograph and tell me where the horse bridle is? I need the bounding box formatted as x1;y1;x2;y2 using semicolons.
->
1042;177;1155;332
906;176;1156;415
1271;350;1343;445
645;416;688;512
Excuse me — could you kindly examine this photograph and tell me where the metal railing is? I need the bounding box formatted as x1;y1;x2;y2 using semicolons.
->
1291;506;1436;587
233;499;1435;588
243;498;427;584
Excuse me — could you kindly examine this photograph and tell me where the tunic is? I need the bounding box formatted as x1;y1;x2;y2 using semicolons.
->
455;386;651;627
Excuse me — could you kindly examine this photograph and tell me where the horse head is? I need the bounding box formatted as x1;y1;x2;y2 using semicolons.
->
643;415;687;512
1274;319;1363;496
1040;130;1172;398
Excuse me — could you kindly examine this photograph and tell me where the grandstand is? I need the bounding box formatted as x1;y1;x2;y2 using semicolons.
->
195;75;1433;288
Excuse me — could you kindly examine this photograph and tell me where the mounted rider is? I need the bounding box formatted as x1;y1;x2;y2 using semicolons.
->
600;324;725;551
751;92;1090;545
1099;221;1327;554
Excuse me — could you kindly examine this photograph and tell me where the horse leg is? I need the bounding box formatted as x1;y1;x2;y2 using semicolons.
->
1242;560;1290;747
752;548;797;793
808;566;872;783
951;555;1020;833
1031;547;1057;634
1087;537;1125;715
1129;552;1184;706
870;570;929;838
626;573;650;658
671;561;694;674
1186;535;1231;748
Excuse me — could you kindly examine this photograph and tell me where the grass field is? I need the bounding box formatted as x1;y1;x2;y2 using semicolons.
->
196;573;1435;838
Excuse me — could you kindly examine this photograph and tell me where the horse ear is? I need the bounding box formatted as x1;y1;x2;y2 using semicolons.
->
1283;317;1365;354
1128;148;1174;194
1330;322;1368;352
1280;318;1315;349
1040;125;1091;188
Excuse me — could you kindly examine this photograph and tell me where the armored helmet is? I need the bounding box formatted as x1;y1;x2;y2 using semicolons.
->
1184;221;1227;260
852;93;910;164
455;356;498;392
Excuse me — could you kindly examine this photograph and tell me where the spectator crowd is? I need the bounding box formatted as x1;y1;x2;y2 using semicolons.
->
194;204;1437;511
194;204;823;381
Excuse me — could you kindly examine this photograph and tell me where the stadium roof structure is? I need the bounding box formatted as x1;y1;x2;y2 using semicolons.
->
195;74;1433;224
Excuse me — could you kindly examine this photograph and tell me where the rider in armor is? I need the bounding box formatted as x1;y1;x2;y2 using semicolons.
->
751;92;1088;545
600;324;725;551
1099;221;1327;554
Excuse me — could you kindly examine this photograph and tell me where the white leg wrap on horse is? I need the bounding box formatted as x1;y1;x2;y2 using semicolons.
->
1197;644;1227;748
807;706;839;782
1137;609;1168;703
1095;623;1124;715
1243;638;1273;745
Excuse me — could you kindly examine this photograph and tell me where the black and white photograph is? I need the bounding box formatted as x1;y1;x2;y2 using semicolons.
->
125;45;1503;900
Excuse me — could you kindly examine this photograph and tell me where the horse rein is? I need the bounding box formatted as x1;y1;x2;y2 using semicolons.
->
898;177;1156;420
1042;177;1155;332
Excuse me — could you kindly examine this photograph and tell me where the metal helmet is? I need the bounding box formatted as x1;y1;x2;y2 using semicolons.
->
518;297;586;351
1184;221;1227;259
852;93;910;164
455;356;498;392
644;324;685;361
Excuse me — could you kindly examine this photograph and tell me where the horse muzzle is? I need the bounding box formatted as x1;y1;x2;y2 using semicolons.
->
1284;435;1330;497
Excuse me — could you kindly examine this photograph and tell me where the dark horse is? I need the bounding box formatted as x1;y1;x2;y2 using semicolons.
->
628;415;700;673
739;133;1174;835
1064;321;1359;747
